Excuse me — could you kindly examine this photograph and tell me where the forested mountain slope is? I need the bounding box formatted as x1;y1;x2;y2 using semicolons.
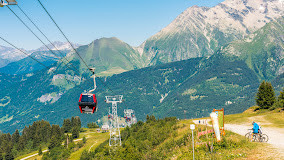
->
0;54;268;133
220;16;284;81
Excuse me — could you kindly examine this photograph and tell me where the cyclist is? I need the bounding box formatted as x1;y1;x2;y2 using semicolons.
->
251;121;260;141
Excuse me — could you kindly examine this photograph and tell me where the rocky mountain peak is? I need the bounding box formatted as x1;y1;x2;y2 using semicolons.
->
34;41;81;52
140;0;284;66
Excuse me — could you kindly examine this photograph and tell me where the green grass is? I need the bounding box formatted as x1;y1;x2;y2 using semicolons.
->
224;107;284;128
16;128;109;160
264;111;284;128
150;119;273;160
97;67;128;76
69;128;109;160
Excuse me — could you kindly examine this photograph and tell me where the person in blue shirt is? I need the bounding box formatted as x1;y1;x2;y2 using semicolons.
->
251;121;261;141
252;122;259;134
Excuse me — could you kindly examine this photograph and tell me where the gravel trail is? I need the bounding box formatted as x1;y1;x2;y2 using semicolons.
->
193;119;284;158
225;124;284;157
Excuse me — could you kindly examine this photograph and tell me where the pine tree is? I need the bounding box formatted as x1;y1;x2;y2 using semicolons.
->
17;136;26;151
274;88;284;109
39;145;43;155
71;117;75;128
265;82;276;108
62;119;72;133
33;134;40;148
5;149;14;160
51;125;62;139
72;127;80;139
146;115;150;122
71;116;81;129
12;129;20;145
76;117;81;128
48;136;61;150
256;81;276;109
278;88;284;108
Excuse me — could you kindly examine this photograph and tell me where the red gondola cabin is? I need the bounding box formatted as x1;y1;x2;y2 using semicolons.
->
78;93;97;114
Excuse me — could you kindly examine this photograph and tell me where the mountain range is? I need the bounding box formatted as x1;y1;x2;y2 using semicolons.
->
0;0;283;133
139;0;283;66
0;42;80;69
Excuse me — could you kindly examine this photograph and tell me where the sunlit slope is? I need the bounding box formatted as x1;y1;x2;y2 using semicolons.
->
220;16;284;81
72;37;145;75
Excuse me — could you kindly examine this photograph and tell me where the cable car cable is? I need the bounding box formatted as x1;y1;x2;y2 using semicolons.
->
7;6;83;77
16;5;81;76
36;0;123;95
0;36;50;70
7;5;96;89
36;0;131;110
37;0;91;71
0;36;86;91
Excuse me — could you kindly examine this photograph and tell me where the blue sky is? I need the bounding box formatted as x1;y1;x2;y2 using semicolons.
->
0;0;224;50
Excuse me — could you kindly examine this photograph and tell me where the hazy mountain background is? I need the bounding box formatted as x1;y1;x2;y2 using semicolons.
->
0;42;80;70
0;0;283;133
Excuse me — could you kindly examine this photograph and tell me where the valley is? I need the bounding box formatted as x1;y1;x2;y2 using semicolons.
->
0;0;283;159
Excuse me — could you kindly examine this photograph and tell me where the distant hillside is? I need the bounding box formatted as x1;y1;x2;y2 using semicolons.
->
0;50;67;75
69;37;146;75
0;54;266;133
0;42;80;69
0;58;10;68
0;45;27;62
32;41;81;52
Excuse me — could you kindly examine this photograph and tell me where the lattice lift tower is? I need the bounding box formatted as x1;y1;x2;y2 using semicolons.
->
105;95;123;146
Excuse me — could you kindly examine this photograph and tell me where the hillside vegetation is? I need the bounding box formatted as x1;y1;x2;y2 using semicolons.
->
225;107;284;128
7;109;284;160
77;116;277;160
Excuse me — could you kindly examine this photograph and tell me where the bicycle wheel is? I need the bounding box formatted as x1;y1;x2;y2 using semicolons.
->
245;132;251;141
260;134;269;142
252;134;258;142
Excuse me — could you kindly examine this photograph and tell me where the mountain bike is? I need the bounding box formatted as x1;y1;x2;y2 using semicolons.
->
252;133;269;142
245;129;269;142
245;129;253;140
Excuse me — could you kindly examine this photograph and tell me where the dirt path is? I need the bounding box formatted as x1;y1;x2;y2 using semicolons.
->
89;141;97;152
225;124;284;157
20;150;48;160
193;119;284;158
19;137;87;160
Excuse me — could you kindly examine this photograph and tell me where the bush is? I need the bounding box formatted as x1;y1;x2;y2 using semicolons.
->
87;122;99;128
82;136;87;144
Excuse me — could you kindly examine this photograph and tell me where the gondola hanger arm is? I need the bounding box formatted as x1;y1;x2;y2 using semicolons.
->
88;68;96;93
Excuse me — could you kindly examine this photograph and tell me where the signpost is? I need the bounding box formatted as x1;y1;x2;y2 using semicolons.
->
213;108;225;136
190;124;195;160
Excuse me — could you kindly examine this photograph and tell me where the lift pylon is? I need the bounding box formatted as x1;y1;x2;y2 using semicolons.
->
105;95;123;147
0;0;17;7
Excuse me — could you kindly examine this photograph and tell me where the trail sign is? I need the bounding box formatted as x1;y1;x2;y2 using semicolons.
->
213;108;225;136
